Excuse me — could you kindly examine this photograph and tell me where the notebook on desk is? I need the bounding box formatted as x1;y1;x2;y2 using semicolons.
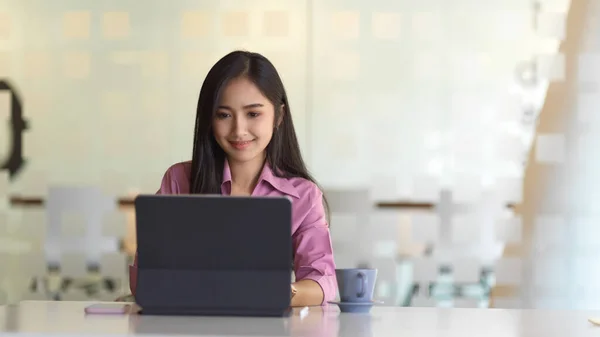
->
133;194;293;317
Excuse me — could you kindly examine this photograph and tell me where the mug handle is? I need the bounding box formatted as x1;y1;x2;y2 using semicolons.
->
357;272;366;298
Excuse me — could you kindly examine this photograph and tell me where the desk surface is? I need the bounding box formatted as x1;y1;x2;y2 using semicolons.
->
0;301;599;337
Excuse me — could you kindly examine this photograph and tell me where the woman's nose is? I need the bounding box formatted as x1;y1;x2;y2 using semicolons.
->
232;116;248;136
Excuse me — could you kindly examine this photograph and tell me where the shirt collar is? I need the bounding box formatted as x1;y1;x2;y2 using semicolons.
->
222;158;300;198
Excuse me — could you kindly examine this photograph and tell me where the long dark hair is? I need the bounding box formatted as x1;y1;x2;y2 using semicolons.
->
190;50;329;221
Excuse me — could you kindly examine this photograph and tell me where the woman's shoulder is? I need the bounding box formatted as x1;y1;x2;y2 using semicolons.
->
164;160;192;177
285;176;323;204
285;176;328;230
157;161;192;194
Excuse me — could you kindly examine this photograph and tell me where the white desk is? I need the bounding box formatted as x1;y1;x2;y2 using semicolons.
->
0;301;599;336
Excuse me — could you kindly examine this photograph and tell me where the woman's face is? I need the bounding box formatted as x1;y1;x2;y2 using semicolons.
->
212;77;277;165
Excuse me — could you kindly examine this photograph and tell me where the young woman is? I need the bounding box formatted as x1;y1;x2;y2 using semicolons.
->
127;51;337;306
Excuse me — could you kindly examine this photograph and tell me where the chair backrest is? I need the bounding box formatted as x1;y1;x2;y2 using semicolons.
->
323;189;371;214
45;186;119;272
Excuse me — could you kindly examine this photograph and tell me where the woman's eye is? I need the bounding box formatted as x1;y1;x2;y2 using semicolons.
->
248;112;260;118
216;112;230;119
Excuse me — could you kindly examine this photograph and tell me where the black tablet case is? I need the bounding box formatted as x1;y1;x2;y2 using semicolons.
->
134;195;293;317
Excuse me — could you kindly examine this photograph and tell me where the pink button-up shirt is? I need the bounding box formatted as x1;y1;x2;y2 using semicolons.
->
129;160;337;304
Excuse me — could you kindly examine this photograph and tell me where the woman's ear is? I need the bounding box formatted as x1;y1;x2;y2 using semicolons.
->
276;104;285;128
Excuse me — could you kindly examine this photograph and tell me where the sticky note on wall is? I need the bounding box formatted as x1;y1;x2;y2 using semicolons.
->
181;11;211;37
63;11;90;39
103;12;130;39
263;11;289;37
221;11;249;37
331;11;360;39
372;12;401;40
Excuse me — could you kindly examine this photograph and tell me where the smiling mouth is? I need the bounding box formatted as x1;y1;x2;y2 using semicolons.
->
229;140;254;150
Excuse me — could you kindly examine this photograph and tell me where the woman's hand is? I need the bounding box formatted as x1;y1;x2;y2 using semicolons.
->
291;284;298;299
115;294;135;302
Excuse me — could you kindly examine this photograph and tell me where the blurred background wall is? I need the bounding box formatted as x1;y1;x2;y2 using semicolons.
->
2;0;597;310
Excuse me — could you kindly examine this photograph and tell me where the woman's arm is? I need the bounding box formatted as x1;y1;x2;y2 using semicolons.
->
290;186;337;306
291;279;324;306
129;253;138;296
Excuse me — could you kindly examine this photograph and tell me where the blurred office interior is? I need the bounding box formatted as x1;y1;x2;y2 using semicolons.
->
1;0;599;310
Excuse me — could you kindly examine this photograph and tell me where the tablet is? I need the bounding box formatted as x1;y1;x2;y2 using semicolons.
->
134;195;293;317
